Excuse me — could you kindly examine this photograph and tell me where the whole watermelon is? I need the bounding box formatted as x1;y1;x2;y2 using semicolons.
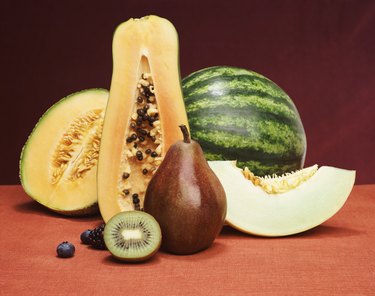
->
182;66;306;176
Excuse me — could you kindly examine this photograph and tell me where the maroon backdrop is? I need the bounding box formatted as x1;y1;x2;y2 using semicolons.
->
2;0;374;184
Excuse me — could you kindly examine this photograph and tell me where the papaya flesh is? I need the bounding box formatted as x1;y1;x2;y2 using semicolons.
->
98;16;189;222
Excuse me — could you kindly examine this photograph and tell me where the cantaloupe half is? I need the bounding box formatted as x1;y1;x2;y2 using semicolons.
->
208;161;356;236
20;89;108;216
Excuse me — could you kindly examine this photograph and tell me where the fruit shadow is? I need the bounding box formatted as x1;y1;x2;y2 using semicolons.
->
219;225;250;238
287;224;364;239
13;200;101;222
102;252;162;266
102;241;228;265
159;240;228;262
219;224;363;239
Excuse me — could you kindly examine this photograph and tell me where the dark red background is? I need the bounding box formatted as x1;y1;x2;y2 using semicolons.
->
2;0;374;184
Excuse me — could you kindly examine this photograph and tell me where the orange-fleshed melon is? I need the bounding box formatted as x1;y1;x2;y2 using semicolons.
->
20;89;108;216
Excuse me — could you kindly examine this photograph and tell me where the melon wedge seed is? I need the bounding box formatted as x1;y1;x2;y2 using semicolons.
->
243;164;318;194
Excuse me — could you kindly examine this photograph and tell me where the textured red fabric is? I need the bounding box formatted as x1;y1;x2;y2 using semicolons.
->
0;185;374;295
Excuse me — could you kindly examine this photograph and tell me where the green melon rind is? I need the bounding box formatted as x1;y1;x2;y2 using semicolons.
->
182;66;306;176
19;88;108;216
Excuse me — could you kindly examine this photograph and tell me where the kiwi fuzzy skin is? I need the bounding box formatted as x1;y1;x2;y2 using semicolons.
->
111;239;161;263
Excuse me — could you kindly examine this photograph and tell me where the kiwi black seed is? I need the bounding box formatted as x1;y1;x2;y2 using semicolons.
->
103;211;162;262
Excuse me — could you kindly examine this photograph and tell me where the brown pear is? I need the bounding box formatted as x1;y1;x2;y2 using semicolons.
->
144;125;227;255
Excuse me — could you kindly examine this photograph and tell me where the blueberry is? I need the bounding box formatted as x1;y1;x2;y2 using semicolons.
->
57;241;75;258
80;230;92;245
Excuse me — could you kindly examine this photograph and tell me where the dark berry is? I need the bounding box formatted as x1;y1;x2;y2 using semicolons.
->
89;224;106;250
80;230;92;245
57;241;75;258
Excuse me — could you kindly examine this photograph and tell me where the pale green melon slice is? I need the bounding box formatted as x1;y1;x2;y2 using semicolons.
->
208;161;355;236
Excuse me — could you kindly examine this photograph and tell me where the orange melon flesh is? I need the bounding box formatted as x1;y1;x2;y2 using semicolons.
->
20;89;108;215
98;16;189;222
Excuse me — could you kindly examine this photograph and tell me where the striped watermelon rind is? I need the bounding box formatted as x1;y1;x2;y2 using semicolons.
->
182;66;306;176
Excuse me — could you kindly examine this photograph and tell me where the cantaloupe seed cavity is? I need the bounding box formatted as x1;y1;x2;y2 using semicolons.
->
242;164;318;194
51;109;104;184
118;71;164;210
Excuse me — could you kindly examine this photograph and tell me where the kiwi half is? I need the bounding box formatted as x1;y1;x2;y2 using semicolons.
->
104;211;162;262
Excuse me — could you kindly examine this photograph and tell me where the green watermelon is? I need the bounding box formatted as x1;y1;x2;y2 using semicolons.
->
182;66;306;176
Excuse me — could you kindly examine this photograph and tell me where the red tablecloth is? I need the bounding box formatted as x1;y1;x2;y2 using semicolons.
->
0;185;374;295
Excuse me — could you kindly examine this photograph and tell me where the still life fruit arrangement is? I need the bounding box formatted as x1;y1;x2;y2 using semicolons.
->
19;16;355;261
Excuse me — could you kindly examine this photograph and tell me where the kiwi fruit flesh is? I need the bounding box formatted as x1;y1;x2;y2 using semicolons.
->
104;211;162;262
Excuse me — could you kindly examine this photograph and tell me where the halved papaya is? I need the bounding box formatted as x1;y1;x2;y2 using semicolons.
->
98;16;189;222
209;161;356;236
20;89;108;216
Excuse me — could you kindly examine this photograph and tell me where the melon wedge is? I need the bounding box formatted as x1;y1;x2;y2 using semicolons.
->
208;161;356;236
20;89;108;216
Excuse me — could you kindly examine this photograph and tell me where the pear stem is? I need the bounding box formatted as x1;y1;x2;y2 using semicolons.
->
179;125;191;143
